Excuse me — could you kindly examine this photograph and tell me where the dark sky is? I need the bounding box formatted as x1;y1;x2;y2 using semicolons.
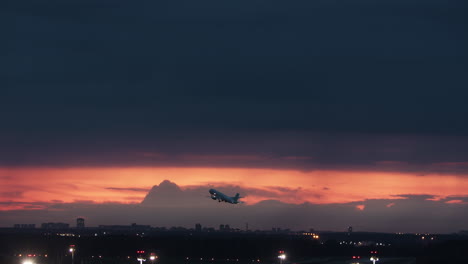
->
2;0;468;171
1;0;468;232
3;0;468;136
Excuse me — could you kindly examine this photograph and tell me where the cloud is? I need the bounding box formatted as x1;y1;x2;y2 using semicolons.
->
355;205;365;211
140;180;325;207
181;155;267;162
2;181;468;233
0;0;467;176
3;167;468;208
440;196;468;204
73;200;96;204
375;161;409;166
106;187;150;192
134;152;167;159
280;156;314;161
141;180;199;207
0;201;49;211
445;200;463;204
124;196;144;201
433;162;468;167
391;194;438;200
2;132;468;176
0;191;23;199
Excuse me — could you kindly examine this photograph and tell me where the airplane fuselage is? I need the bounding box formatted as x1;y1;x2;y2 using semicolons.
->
209;189;240;204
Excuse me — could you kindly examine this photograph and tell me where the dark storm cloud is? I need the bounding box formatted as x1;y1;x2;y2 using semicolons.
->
2;0;468;171
3;0;467;132
2;131;468;175
391;194;438;200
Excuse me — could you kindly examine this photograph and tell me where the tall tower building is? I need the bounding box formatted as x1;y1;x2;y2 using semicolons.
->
77;218;85;229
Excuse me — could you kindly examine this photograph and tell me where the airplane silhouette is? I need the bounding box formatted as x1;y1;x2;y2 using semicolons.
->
209;188;242;204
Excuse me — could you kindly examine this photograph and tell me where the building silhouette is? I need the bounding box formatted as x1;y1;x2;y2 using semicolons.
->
41;222;70;229
219;224;231;232
13;224;35;229
77;218;85;229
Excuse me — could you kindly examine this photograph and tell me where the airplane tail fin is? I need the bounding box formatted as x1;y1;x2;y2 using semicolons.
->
234;193;240;202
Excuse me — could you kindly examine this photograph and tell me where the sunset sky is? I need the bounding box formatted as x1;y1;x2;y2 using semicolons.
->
2;0;467;233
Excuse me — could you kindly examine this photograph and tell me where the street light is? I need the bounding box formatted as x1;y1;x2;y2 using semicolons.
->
69;245;75;264
370;256;379;264
137;250;146;264
278;251;286;264
149;253;158;263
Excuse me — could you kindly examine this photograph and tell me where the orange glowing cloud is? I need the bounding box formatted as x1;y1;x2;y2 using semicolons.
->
1;167;468;210
445;199;464;204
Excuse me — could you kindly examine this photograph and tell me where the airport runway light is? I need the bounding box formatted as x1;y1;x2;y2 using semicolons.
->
370;256;379;264
149;253;158;262
278;251;286;264
69;245;75;264
23;260;34;264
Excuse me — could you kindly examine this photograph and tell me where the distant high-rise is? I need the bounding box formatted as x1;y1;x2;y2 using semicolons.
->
272;227;282;232
218;224;231;232
195;223;202;232
76;218;85;229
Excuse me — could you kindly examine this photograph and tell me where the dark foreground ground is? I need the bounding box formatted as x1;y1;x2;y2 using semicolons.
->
0;230;467;264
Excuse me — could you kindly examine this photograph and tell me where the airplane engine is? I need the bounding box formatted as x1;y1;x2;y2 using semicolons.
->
211;196;217;200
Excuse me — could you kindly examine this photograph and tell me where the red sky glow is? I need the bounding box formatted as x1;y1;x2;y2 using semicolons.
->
2;167;468;210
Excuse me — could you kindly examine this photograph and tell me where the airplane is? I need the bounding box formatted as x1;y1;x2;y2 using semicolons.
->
209;188;243;204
